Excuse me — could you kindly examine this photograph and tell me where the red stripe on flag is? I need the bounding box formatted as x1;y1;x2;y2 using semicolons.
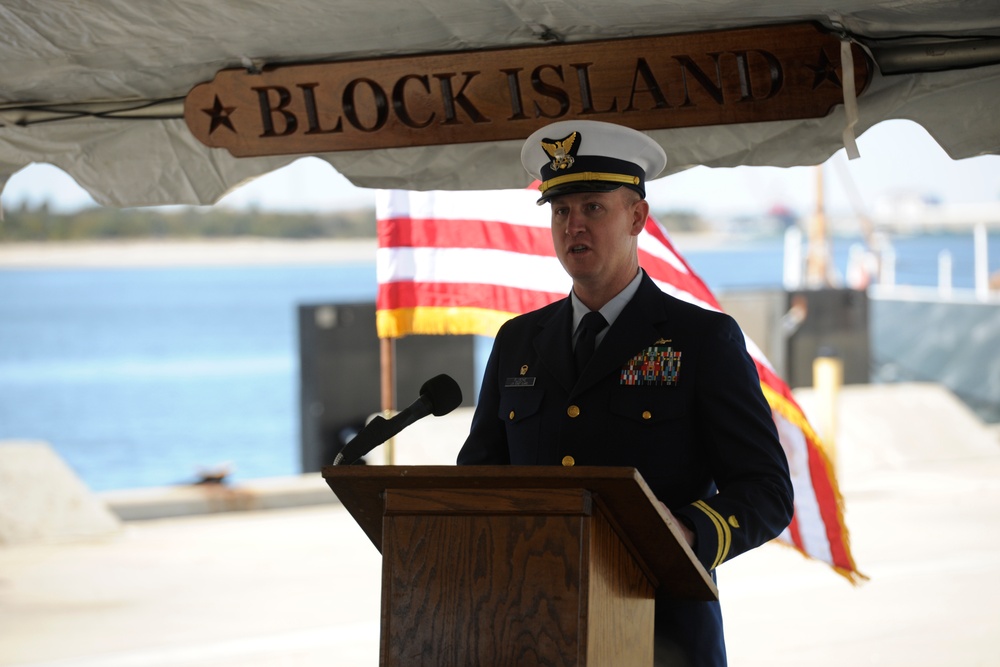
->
806;434;854;573
785;512;805;552
755;359;861;579
640;219;722;310
378;216;555;256
639;249;719;307
378;281;564;315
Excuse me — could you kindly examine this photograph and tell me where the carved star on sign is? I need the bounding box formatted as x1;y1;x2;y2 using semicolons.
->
202;95;236;134
808;49;842;90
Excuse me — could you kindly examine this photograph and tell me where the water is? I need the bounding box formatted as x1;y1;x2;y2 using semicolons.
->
683;231;997;291
0;263;376;491
1;232;996;491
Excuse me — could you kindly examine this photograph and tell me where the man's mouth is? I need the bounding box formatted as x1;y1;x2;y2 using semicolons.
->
569;244;589;254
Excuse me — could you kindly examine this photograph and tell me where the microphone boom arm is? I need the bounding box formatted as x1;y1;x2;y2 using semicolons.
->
331;374;462;466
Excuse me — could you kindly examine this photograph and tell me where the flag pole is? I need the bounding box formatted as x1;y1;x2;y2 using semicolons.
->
379;336;398;464
805;163;832;287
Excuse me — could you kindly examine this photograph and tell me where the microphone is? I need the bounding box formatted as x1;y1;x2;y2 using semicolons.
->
332;374;463;465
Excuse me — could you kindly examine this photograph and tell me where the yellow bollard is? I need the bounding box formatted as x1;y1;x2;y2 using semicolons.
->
812;354;843;469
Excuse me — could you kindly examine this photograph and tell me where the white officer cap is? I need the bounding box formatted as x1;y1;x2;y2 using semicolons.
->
521;120;667;204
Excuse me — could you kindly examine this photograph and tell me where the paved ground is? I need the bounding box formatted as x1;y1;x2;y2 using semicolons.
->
2;384;998;666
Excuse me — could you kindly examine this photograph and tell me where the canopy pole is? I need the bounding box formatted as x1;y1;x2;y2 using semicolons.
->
379;336;397;464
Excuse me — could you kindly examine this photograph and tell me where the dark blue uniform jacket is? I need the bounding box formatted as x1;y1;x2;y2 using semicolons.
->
458;272;794;666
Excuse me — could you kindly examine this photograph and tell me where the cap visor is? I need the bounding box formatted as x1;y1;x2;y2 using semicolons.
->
536;181;626;205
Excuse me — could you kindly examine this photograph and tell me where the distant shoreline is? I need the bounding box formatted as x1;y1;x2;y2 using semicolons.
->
0;238;378;268
0;233;735;268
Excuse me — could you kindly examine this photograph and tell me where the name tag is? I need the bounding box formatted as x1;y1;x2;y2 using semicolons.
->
505;377;536;387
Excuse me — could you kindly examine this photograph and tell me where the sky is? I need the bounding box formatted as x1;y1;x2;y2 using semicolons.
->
2;119;998;221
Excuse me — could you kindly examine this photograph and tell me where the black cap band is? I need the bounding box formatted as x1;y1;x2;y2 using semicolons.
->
538;155;646;202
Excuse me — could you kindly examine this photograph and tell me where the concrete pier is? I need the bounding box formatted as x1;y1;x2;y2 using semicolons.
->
1;384;997;667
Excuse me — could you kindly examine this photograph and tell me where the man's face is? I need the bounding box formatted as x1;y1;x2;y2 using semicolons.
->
549;188;647;292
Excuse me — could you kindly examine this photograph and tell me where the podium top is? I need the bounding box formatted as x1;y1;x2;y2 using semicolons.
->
323;465;717;600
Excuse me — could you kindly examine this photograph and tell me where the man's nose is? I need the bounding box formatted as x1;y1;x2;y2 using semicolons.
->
565;208;586;234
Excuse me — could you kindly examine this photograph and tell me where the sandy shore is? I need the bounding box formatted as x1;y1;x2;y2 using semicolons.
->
0;238;378;268
0;232;743;269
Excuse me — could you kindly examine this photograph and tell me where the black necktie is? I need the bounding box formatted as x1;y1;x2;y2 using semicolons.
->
574;311;608;376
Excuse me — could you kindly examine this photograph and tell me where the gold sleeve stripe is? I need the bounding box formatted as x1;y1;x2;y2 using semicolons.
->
693;500;732;569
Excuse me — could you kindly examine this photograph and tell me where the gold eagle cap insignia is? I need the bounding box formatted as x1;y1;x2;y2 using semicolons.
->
541;131;578;171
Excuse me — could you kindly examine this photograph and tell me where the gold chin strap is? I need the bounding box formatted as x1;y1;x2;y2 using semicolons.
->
539;171;641;193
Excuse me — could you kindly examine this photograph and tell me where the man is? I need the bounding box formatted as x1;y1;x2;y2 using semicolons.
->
457;120;794;666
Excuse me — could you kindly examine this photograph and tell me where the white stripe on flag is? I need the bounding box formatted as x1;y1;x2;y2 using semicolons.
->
376;189;550;228
649;278;719;312
773;410;834;563
377;246;572;294
638;232;693;274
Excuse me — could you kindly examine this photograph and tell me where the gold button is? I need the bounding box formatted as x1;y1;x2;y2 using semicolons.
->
562;455;575;467
567;405;580;418
642;410;652;420
508;410;515;420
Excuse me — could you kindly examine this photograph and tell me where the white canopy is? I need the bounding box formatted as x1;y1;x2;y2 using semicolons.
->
1;1;998;208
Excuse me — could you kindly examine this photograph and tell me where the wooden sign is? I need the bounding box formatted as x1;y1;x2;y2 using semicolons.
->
185;22;870;158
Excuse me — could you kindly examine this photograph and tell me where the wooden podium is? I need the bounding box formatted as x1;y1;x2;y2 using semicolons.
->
323;465;717;666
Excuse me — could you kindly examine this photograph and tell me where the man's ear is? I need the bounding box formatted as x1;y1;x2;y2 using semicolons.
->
631;199;649;236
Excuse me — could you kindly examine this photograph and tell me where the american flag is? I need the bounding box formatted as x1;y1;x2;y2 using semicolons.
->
376;187;864;582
